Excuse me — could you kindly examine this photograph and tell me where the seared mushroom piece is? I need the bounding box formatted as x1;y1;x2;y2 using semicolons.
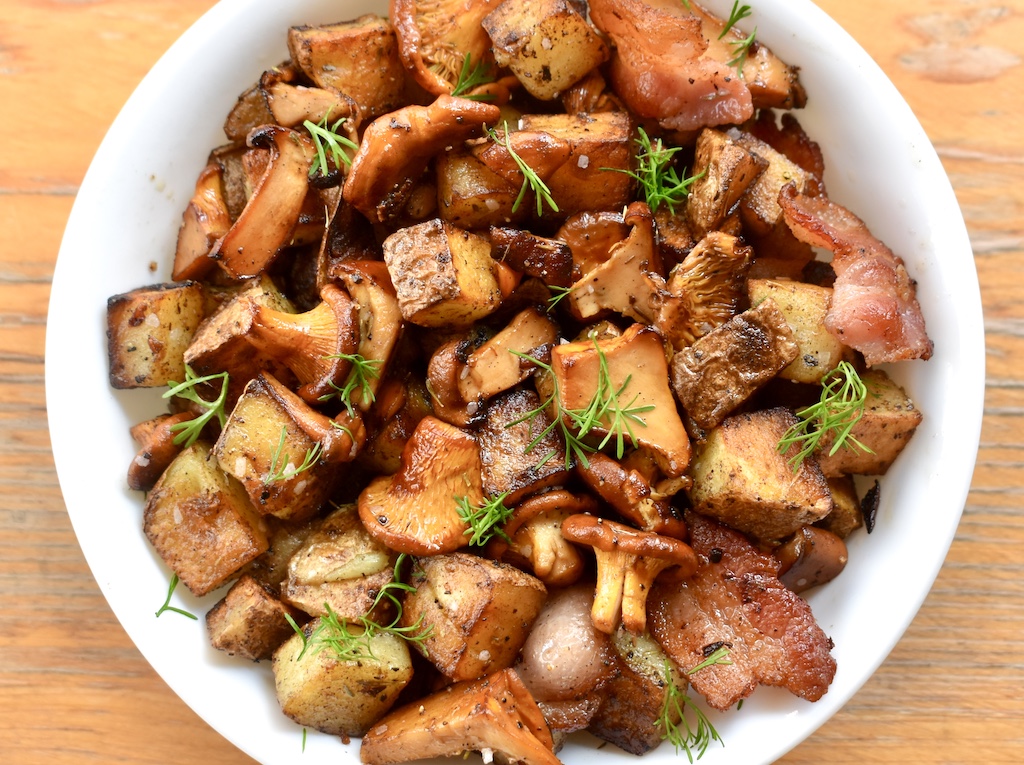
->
246;283;361;405
685;128;767;239
173;163;231;281
126;412;195;491
561;515;698;634
576;452;687;538
361;668;560;765
775;526;849;594
343;95;500;223
490;226;573;288
357;416;482;555
210;125;312;279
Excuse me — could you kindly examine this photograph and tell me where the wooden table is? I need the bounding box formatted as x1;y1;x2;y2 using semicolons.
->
2;0;1021;762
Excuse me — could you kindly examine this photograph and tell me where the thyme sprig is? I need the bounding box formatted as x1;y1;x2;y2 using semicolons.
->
155;573;198;620
319;353;382;415
455;491;515;546
265;426;323;484
611;127;703;215
487;123;559;217
163;366;230;447
285;554;432;662
657;656;727;763
450;52;497;100
507;335;655;469
777;361;874;470
304;111;358;180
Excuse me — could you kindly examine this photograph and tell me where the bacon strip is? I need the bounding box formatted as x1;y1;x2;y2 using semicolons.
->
648;511;836;710
779;183;933;366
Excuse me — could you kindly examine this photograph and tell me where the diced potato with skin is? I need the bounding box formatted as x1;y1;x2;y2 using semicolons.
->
436;147;525;229
382;218;503;328
458;306;559;403
143;442;269;597
483;0;609;101
206;574;301;661
670;299;799;430
213;373;338;523
686;128;768;239
107;281;205;389
401;552;547;681
287;16;406;119
817;475;864;539
281;503;397;620
273;620;413;737
816;369;923;477
552;323;692;478
748;278;856;384
688;407;833;542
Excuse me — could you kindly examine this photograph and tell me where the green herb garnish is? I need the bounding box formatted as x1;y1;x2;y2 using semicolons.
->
718;2;753;39
163;366;230;447
688;644;733;674
657;658;725;763
487;123;559;217
265;426;323;484
777;361;874;470
456;491;515;546
155;573;198;620
546;284;576;312
450;52;497;100
610;127;703;215
304;111;358;180
727;28;757;72
319;353;382;415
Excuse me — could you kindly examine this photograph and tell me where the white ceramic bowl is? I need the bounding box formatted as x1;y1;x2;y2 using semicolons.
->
45;1;984;763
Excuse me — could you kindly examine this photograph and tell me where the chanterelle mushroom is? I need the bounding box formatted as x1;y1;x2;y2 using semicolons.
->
561;514;698;635
360;668;560;765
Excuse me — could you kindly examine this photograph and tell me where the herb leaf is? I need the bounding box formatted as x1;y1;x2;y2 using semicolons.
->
727;27;757;72
155;573;198;620
657;659;725;763
718;2;753;39
319;353;382;415
304;111;358;180
610;127;703;215
456;491;515;546
776;361;874;470
450;52;497;100
688;644;733;674
487;124;559;217
265;426;323;484
163;366;230;447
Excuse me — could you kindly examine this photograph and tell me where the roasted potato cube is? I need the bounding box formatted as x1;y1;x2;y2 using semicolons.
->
213;373;337;522
382;218;502;328
206;574;300;661
734;129;819;238
273;620;413;737
686;128;767;239
402;552;547;681
281;503;396;619
479;388;571;505
107;281;205;389
287;15;406;118
143;442;269;596
483;0;609;101
816;369;923;476
436;147;525;229
817;475;864;539
670;299;799;429
688;407;833;541
748;277;856;384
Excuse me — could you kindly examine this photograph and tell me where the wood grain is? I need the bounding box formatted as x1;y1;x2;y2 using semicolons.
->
1;0;1021;763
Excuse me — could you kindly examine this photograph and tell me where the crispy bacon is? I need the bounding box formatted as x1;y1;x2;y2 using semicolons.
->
779;183;933;366
588;0;752;132
648;511;836;710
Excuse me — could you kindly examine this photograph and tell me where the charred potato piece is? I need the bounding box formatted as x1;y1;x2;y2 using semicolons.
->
143;442;269;597
817;475;864;539
686;128;767;239
483;0;609;101
437;147;525;229
401;552;547;681
107;281;205;389
273;620;413;737
688;407;833;542
206;574;300;661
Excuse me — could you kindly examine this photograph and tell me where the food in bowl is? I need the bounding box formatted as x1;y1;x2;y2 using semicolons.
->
101;0;934;762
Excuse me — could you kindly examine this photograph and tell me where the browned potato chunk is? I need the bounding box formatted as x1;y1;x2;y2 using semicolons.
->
686;128;767;238
107;281;205;389
382;218;502;328
670;299;799;429
483;0;609;101
688;407;833;541
287;15;406;119
273;620;413;737
748;277;856;384
206;574;300;661
818;475;864;539
437;147;524;229
143;442;269;597
816;369;923;476
401;552;547;681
